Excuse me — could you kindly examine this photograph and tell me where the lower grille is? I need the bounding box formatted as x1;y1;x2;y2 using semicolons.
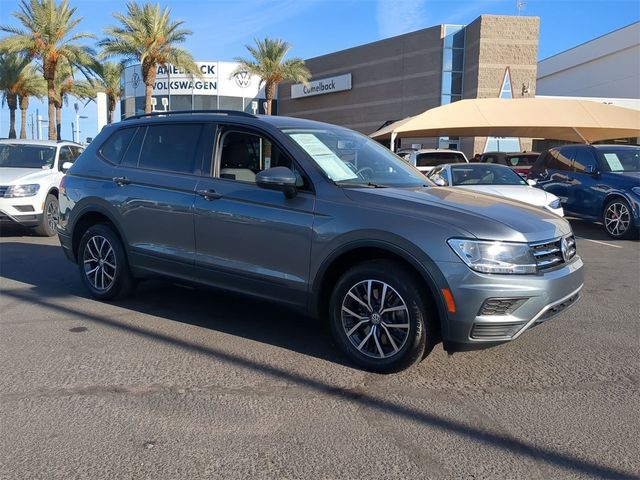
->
479;297;526;316
471;322;525;339
536;292;580;323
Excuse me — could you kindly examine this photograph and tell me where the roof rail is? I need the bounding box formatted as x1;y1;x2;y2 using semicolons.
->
124;109;257;121
57;139;82;145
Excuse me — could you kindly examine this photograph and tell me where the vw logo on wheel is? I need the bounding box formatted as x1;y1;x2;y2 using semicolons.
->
234;71;251;88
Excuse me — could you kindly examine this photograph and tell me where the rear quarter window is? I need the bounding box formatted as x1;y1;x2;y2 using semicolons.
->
99;128;137;164
416;152;465;167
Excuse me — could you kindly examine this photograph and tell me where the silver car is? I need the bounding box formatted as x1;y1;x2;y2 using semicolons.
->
58;111;583;373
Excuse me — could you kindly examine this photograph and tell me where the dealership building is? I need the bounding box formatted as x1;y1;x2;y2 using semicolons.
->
277;15;540;157
120;61;273;118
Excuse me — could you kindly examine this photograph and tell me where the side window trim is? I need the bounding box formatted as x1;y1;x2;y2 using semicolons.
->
212;124;315;193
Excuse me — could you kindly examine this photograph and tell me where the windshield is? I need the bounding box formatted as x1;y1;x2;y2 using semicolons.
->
0;144;56;169
451;164;527;186
597;147;640;172
282;127;429;187
416;152;466;167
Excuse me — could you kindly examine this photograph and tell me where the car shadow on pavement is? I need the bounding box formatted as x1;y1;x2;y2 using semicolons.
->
0;240;347;368
2;240;639;479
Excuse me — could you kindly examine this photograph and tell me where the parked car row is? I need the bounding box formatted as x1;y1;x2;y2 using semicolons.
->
398;144;639;239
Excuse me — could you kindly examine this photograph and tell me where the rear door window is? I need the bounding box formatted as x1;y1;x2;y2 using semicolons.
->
137;124;203;174
547;148;573;171
506;155;538;166
572;148;598;173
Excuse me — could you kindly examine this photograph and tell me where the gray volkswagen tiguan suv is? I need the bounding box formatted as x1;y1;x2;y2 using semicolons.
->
58;111;584;372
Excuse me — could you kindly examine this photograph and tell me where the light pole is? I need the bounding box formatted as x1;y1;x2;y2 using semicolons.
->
74;103;88;143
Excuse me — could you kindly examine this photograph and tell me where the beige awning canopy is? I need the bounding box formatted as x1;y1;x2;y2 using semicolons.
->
370;97;640;144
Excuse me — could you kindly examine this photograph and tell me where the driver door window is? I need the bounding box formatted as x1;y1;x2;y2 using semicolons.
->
216;130;308;189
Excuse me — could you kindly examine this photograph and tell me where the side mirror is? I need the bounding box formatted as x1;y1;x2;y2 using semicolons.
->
527;179;537;186
434;177;446;186
256;166;297;198
585;164;598;175
62;161;73;172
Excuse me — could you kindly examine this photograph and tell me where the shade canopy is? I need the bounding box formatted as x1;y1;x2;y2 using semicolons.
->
370;97;640;144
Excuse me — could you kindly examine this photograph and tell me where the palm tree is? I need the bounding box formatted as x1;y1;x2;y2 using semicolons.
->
53;59;95;139
0;54;28;138
94;62;123;124
233;38;311;115
16;62;46;139
0;0;96;140
99;1;200;114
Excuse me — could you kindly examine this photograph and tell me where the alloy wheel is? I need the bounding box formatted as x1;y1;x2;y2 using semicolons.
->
341;279;410;359
46;199;59;232
604;202;630;237
83;235;117;291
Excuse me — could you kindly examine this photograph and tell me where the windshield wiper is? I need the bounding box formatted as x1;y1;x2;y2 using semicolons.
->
335;181;387;188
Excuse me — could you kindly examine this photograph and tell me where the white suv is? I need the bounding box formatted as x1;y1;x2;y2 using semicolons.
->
404;148;469;174
0;139;83;236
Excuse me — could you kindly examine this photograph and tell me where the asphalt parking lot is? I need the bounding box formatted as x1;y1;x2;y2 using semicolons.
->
1;219;638;479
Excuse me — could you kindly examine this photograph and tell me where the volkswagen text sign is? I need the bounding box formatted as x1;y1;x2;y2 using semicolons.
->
291;73;352;99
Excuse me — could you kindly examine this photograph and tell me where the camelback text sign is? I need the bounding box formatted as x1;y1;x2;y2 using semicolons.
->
291;74;352;99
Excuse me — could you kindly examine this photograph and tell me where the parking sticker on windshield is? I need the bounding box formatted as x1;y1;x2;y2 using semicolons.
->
289;133;357;181
603;153;624;171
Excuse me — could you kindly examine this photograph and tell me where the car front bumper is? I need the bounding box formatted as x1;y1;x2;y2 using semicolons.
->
437;255;584;351
0;210;43;228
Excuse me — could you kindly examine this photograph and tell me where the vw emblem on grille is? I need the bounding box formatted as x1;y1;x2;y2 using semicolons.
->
560;237;570;262
234;71;251;88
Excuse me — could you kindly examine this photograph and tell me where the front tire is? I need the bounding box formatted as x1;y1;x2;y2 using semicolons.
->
78;224;135;300
603;198;637;239
33;194;59;237
329;260;436;373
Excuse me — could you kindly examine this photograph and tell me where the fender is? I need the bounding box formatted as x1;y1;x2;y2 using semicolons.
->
309;234;451;337
68;198;130;255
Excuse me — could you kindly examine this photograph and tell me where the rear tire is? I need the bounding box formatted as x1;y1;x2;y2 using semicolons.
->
329;260;436;373
33;194;58;237
78;224;135;300
603;198;637;239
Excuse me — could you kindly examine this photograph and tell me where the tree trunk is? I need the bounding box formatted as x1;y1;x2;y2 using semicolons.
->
46;78;57;140
7;93;17;139
265;81;276;116
142;61;157;114
19;95;29;139
107;94;116;124
56;106;62;141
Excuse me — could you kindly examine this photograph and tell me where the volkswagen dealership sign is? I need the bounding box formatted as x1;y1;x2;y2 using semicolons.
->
121;61;267;99
291;73;352;99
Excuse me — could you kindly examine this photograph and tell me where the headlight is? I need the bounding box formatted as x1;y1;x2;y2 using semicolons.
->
632;187;640;196
448;238;537;274
548;198;561;209
4;184;40;198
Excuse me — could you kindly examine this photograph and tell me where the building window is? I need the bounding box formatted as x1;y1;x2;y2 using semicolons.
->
485;68;520;152
499;68;513;99
441;25;465;105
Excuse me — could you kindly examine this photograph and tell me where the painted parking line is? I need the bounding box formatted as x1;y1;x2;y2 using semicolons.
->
574;236;623;249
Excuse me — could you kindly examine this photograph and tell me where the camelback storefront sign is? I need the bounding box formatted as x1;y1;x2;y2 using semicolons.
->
291;74;352;99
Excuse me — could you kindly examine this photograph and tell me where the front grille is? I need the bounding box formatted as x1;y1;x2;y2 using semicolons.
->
0;186;8;197
479;297;526;316
471;322;525;339
530;235;576;271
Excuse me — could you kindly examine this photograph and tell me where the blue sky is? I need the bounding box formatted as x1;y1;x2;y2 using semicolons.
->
1;0;639;140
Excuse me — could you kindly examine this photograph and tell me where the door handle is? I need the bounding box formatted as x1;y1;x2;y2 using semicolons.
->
196;189;223;200
112;176;130;186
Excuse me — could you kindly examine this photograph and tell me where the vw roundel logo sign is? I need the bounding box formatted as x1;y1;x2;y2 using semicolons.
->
234;72;251;88
131;72;141;88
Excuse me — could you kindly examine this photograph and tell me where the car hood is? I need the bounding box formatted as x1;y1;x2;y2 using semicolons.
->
344;186;571;242
0;167;53;185
455;184;554;207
